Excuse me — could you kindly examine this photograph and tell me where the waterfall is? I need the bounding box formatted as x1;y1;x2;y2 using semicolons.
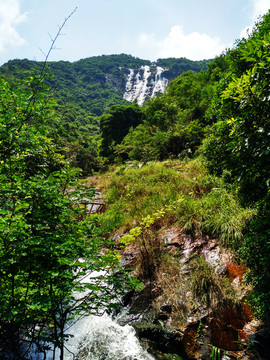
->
29;312;154;360
123;65;168;105
27;269;154;360
123;69;135;102
152;67;168;97
123;66;152;105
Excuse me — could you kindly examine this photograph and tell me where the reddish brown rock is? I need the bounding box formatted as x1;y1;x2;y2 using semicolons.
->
226;261;248;281
207;305;250;351
181;323;200;359
119;224;262;359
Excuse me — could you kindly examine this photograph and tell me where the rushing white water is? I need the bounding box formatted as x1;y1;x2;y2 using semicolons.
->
29;312;154;360
123;65;168;105
69;313;154;360
27;269;154;360
123;65;151;105
123;68;135;102
152;66;168;97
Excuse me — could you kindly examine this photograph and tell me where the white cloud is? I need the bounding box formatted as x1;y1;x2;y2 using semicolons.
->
0;0;28;52
139;25;226;61
239;0;270;40
251;0;270;21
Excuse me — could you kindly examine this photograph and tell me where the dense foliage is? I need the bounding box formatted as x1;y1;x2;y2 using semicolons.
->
0;70;134;359
100;104;145;160
201;12;270;321
202;16;270;204
1;55;209;117
0;54;209;175
114;70;213;162
156;57;210;80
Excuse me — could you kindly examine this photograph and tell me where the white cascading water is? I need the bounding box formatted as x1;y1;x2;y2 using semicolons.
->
28;269;154;360
30;312;154;360
123;68;135;102
123;65;151;105
123;65;168;105
67;312;154;360
152;67;168;97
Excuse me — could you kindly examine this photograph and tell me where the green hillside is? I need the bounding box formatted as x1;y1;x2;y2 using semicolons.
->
1;54;209;116
0;54;210;175
97;10;270;328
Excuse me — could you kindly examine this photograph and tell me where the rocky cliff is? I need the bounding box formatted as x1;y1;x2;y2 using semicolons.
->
120;228;266;360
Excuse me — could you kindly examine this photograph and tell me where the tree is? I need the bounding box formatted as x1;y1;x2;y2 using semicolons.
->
203;14;270;204
201;11;270;321
99;104;145;160
113;70;213;163
0;65;134;360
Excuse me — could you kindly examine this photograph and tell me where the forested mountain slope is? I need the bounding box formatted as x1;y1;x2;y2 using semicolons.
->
0;54;209;115
0;54;210;174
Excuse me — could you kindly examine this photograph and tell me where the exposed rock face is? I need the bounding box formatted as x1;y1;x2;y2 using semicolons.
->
123;65;168;105
120;227;265;360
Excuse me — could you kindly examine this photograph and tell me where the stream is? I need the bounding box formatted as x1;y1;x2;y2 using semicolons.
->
29;312;154;360
28;268;154;360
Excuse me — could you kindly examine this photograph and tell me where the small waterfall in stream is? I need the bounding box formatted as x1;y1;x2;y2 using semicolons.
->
27;268;154;360
30;312;154;360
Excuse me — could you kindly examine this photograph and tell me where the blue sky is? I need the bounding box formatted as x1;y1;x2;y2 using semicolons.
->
0;0;270;65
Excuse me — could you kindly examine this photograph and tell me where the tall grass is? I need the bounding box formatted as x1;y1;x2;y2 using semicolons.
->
189;256;238;311
93;158;256;246
173;187;255;246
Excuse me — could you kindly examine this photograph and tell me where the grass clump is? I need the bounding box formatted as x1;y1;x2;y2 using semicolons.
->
173;187;255;247
153;254;188;322
189;256;238;311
